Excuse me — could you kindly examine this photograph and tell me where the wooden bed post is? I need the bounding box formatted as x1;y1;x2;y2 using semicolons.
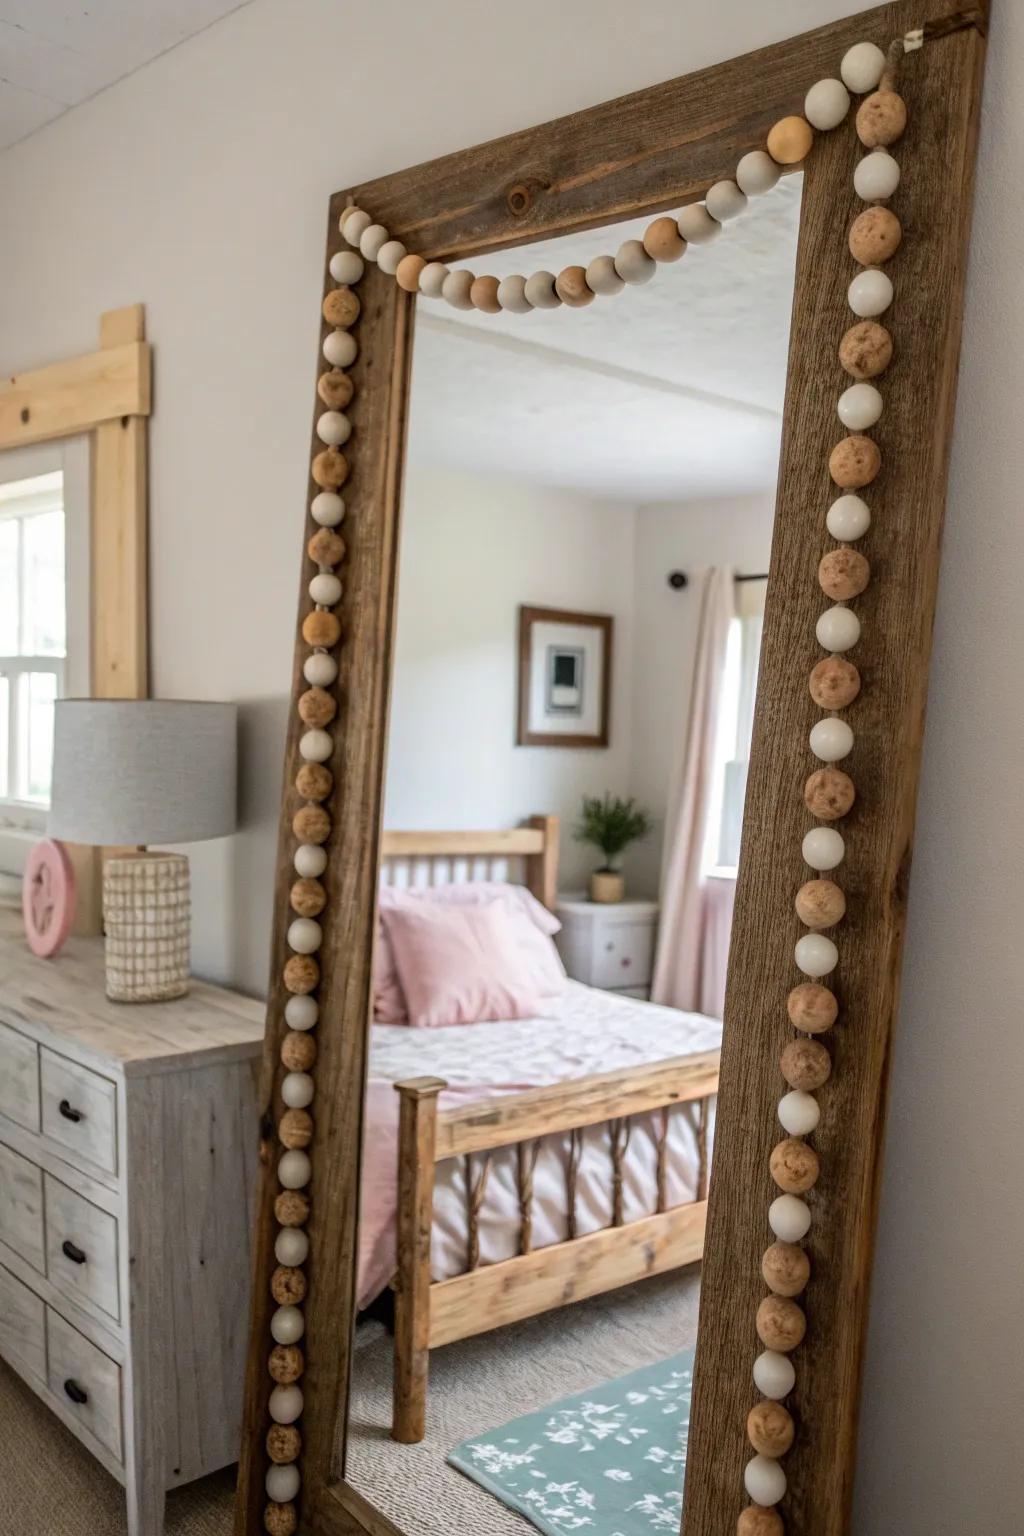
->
392;1076;445;1444
527;814;559;911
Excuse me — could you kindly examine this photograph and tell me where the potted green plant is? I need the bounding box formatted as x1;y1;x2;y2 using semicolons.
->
573;793;654;903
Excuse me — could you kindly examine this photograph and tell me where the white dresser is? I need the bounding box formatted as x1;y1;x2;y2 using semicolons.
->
0;911;265;1535
554;896;660;999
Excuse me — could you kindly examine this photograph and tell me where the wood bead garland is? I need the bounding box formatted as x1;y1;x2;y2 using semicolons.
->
301;610;341;648
283;955;318;995
308;528;346;566
849;207;902;265
281;1031;317;1071
795;878;846;930
321;287;360;329
263;1502;298;1536
470;275;501;313
271;1265;308;1306
643;216;686;262
781;1038;831;1092
290;877;326;918
756;1295;807;1353
279;1109;313;1150
266;1425;301;1464
856;90;907;147
317;370;354;410
274;1191;310;1227
311;449;348;490
787;981;838;1033
766;115;813;165
809;656;861;709
294;763;332;802
819;548;870;601
555;266;595;307
770;1138;820;1194
761;1240;811;1298
292;804;331;844
737;1508;784;1536
269;1345;304;1384
297;687;337;728
747;1400;795;1458
829;433;880;488
804;767;856;822
839;319;893;380
396;254;427;292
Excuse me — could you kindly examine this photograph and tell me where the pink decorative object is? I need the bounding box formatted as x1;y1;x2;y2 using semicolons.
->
381;899;542;1028
22;839;76;957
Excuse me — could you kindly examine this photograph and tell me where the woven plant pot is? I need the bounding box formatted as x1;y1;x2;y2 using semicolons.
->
103;851;191;1002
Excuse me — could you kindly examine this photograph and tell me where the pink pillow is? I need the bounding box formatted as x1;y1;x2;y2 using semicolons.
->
380;899;542;1027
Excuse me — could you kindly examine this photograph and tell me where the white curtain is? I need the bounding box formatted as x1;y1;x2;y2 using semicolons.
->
652;566;735;1016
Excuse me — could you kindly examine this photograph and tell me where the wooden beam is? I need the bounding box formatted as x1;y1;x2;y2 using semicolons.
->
392;1079;444;1445
0;341;150;452
380;827;544;858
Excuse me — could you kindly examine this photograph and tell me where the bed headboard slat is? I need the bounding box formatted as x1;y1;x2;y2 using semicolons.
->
380;815;559;910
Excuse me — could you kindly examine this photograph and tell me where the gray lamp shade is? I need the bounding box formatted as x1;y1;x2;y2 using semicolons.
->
48;700;237;848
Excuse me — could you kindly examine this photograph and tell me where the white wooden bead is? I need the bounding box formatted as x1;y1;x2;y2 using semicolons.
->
810;717;854;762
795;933;838;978
677;204;721;244
311;491;345;527
586;255;625;297
804;77;851;130
341;208;371;245
816;604;861;652
278;1150;311;1189
735;151;781;196
854;149;901;201
826;496;871;541
269;1384;303;1425
744;1455;787;1508
768;1194;812;1243
419;262;450;299
802;826;845;871
705;179;747;222
309;572;342;606
359;223;389;261
316;411;351;447
614;240;656;285
282;1072;315;1109
294;844;328;879
442;270;475;310
270;1306;305;1345
497;275;533;313
779;1090;822;1137
288;918;322;955
275;1227;310;1266
848;268;894;318
303;652;338;688
285;994;319;1029
299;728;332;763
323;330;357;368
376;239;407;276
753;1350;796;1401
329;250;364;286
523;271;561;309
838;383;883;431
266;1464;301;1503
840;41;887;94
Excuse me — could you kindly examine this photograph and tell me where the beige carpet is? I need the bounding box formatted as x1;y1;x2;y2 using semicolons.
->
0;1266;700;1535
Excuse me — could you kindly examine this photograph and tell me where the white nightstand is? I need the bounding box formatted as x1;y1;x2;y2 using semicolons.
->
554;896;660;999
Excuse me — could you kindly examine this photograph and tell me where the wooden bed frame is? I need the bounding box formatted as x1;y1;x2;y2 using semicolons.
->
378;820;722;1443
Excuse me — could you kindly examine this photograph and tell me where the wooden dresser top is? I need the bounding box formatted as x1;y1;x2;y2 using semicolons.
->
0;910;265;1076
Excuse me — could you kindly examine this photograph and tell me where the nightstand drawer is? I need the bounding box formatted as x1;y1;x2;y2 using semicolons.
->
41;1049;118;1176
0;1141;45;1273
590;921;655;991
44;1174;120;1323
0;1261;46;1387
0;1021;40;1133
47;1307;123;1463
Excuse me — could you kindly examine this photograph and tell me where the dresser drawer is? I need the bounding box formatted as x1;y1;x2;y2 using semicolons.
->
0;1141;45;1273
40;1049;118;1177
0;1261;46;1387
46;1306;123;1462
590;920;656;991
0;1021;40;1133
44;1175;120;1323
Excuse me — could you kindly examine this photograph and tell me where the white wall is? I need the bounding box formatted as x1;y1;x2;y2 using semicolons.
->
0;0;1020;1527
384;466;636;891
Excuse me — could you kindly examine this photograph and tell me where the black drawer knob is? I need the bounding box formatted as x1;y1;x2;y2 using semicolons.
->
61;1239;87;1265
64;1378;88;1405
59;1099;83;1124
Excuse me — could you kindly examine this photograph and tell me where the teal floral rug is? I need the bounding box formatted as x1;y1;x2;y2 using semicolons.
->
447;1348;693;1536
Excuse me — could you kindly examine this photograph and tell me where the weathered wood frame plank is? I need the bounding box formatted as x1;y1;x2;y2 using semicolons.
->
236;4;987;1532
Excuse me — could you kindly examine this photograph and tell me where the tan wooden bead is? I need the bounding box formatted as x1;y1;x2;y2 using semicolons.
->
469;275;501;313
396;253;427;292
290;877;326;918
770;1137;820;1195
266;1424;301;1464
839;319;893;380
264;1501;298;1536
781;1037;831;1092
795;878;846;930
298;687;337;728
756;1294;806;1353
279;1108;313;1151
271;1264;307;1307
282;1030;317;1071
856;90;907;147
555;266;595;308
283;955;319;996
311;448;349;490
737;1508;783;1536
643;216;686;262
747;1399;795;1459
308;528;346;566
322;287;360;329
295;762;332;802
275;1190;310;1227
269;1344;305;1384
787;981;838;1034
766;114;814;164
302;610;341;648
829;433;880;489
809;656;861;710
849;207;902;266
804;767;856;822
317;369;354;410
819;547;870;601
761;1239;811;1298
292;804;330;845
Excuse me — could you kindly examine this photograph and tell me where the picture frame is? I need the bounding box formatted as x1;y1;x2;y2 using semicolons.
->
516;604;613;749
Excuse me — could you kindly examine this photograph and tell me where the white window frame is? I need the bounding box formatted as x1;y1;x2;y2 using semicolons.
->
706;579;766;881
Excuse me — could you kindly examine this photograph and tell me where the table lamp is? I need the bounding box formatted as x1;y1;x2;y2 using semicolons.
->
48;699;237;1002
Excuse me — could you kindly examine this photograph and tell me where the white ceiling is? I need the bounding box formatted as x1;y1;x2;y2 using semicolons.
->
407;176;802;503
0;1;251;151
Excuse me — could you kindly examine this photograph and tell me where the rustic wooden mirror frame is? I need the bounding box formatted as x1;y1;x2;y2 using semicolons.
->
237;3;987;1532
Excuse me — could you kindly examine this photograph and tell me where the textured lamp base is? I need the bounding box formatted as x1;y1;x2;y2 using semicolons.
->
103;851;191;1002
